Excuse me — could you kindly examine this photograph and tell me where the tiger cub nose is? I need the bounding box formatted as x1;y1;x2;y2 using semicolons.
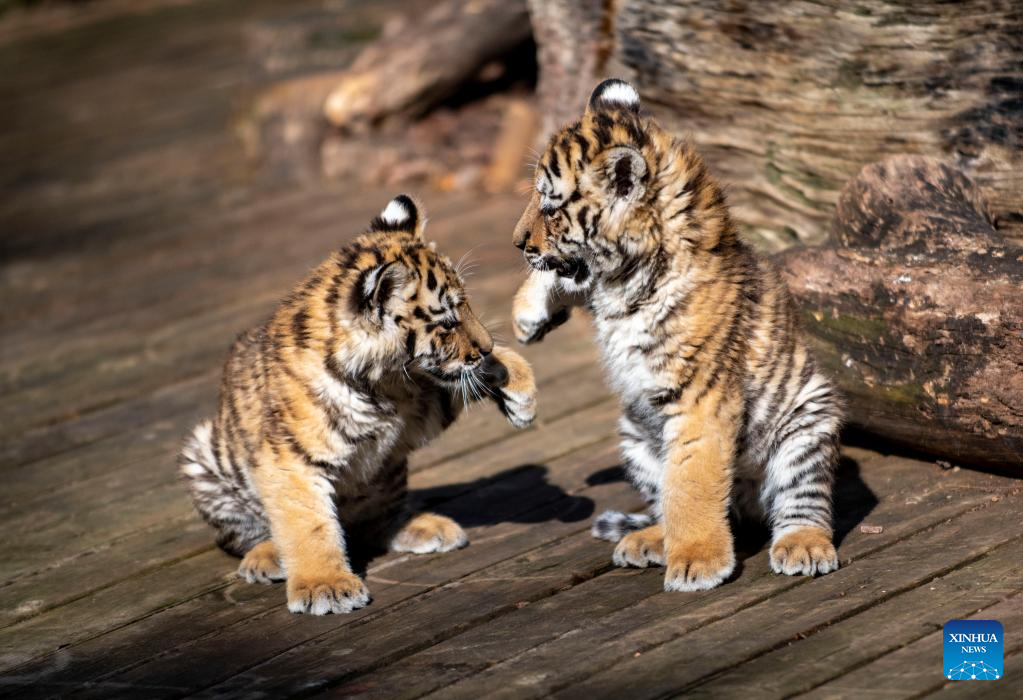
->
478;353;508;388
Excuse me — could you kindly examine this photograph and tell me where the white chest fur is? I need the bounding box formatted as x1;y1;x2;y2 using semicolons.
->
312;370;408;475
593;309;662;403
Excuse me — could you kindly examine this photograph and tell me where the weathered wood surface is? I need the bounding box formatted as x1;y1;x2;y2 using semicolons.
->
1;2;1022;699
322;0;532;130
528;0;1023;249
777;156;1023;470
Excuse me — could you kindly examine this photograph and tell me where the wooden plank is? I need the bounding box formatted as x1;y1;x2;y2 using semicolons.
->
0;379;212;509
799;594;1023;699
684;541;1023;697
39;450;977;695
194;539;619;699
0;389;615;610
329;567;667;700
0;389;618;644
2;441;624;691
324;538;1023;700
161;464;1021;698
0;547;227;677
407;460;1018;700
538;493;1023;700
0;514;209;629
0;370;214;473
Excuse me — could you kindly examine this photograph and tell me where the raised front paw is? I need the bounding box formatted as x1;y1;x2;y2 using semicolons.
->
238;540;286;584
512;271;570;345
514;306;570;345
613;525;665;568
770;526;839;576
286;569;370;615
663;537;736;592
391;512;468;554
487;346;537;428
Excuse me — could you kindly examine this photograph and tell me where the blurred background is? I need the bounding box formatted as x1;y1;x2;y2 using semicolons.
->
1;1;1021;695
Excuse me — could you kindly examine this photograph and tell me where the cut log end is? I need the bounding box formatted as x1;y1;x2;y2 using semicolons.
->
777;156;1023;470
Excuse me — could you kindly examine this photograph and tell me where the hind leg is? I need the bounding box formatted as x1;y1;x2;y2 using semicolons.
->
592;510;655;542
613;524;665;568
181;420;272;558
391;513;468;554
593;418;661;543
770;527;837;576
238;540;286;583
763;424;840;576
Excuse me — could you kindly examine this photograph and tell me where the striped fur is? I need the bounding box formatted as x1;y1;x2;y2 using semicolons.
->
512;80;842;591
181;194;537;614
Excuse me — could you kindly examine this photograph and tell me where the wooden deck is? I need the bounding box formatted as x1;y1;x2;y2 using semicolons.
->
1;2;1021;698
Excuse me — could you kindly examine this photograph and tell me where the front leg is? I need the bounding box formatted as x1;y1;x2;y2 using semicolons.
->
479;345;537;428
512;269;576;344
251;444;370;615
661;394;741;592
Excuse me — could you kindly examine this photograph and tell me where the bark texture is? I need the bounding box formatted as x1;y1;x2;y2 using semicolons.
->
322;0;532;130
776;156;1023;469
530;0;1023;249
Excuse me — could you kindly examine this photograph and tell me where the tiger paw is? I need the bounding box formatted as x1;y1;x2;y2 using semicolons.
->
613;525;665;568
512;271;570;345
663;537;736;592
487;346;537;428
391;512;468;554
591;509;654;542
238;541;286;584
514;306;570;345
286;569;370;615
770;526;839;576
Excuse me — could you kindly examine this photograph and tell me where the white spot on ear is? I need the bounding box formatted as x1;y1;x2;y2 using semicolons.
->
380;198;410;225
600;82;640;108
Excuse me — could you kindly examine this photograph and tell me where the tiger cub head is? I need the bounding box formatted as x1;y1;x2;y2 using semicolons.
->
513;79;665;291
344;195;493;385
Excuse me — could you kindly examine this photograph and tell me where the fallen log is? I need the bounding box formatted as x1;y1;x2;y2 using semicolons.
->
776;156;1023;470
322;0;532;130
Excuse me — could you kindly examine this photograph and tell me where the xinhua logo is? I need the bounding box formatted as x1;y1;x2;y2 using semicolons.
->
943;620;1003;680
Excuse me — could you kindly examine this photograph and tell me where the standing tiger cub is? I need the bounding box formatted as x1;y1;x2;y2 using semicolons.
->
511;80;842;591
181;194;537;614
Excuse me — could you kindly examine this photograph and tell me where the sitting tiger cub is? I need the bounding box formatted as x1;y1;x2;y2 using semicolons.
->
511;80;842;591
181;195;537;614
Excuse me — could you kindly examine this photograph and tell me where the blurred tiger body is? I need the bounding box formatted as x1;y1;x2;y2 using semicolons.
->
182;195;537;615
512;80;842;591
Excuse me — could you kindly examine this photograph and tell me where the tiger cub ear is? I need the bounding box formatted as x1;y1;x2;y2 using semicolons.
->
602;146;648;201
586;78;641;115
369;194;425;238
350;261;407;323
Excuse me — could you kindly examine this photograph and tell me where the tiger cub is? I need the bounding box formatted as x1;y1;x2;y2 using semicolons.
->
511;79;842;591
181;194;537;614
